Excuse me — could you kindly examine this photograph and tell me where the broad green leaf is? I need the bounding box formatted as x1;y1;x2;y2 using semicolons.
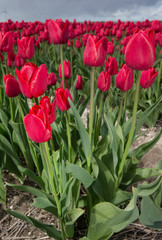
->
0;134;22;181
5;209;62;239
66;163;94;189
137;177;162;197
104;112;119;172
7;183;56;206
111;189;132;206
0;109;11;140
134;96;162;138
139;196;162;230
65;208;85;238
69;99;91;161
92;156;115;202
130;130;162;161
0;153;6;205
88;189;139;240
32;197;58;217
129;168;162;185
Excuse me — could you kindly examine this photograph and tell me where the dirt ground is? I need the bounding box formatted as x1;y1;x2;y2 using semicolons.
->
0;119;162;240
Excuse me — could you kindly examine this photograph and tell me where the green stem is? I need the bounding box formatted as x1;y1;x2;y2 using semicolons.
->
94;91;104;145
35;97;39;105
60;44;65;89
9;98;14;122
124;91;127;111
148;87;151;100
0;86;3;109
156;59;162;99
65;111;72;163
89;66;95;145
117;71;141;186
41;142;66;240
50;137;59;180
117;92;124;125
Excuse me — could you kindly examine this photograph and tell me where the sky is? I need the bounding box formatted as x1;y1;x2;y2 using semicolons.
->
0;0;162;22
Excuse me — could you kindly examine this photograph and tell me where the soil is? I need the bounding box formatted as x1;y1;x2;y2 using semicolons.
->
0;119;162;240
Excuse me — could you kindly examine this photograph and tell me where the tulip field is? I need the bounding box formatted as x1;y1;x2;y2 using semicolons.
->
0;18;162;239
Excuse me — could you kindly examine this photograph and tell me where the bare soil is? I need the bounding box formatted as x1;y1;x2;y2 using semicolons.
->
0;119;162;240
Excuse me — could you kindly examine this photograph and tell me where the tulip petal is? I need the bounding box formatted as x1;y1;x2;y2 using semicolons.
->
83;35;97;66
48;20;63;44
15;68;32;98
30;64;47;98
24;114;52;143
95;37;108;67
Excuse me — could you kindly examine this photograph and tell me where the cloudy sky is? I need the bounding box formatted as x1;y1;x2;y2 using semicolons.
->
0;0;162;22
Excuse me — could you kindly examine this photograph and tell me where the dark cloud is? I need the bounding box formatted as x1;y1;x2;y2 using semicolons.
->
0;0;161;22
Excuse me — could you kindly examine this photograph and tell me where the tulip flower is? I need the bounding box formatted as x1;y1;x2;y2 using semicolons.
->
107;42;114;55
83;35;107;67
14;52;26;67
24;104;52;143
105;56;118;75
39;96;56;124
47;72;57;86
60;79;69;89
75;39;82;48
140;67;158;89
116;64;134;92
97;71;111;91
47;18;69;44
17;36;35;59
76;75;83;90
4;74;21;98
15;62;47;99
0;32;13;52
55;88;73;111
59;60;71;79
125;30;156;70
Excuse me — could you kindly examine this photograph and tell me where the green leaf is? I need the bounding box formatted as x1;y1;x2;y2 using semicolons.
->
137;177;162;197
65;208;85;238
69;99;91;161
139;196;162;230
92;156;115;202
0;134;22;181
6;183;56;206
66;163;94;189
104;112;119;172
0;153;6;205
0;109;11;140
134;96;162;138
5;209;62;239
32;197;58;216
88;189;139;240
111;189;132;206
130;130;162;161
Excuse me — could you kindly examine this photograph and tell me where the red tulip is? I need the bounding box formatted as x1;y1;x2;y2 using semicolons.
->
83;35;107;67
107;42;114;55
39;96;56;124
105;56;118;75
17;36;35;59
14;52;25;67
59;60;71;79
140;67;158;89
97;71;111;91
47;72;57;86
24;104;52;143
15;62;47;99
4;74;21;98
76;75;83;90
75;39;82;48
60;79;69;89
55;88;73;111
125;30;156;70
116;64;134;91
47;19;69;44
0;32;13;52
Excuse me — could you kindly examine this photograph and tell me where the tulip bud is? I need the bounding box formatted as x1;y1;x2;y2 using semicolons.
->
4;74;21;97
55;88;73;111
15;62;47;99
76;75;83;90
125;30;156;70
47;72;57;86
39;96;56;124
140;67;158;89
59;60;71;79
97;71;111;91
24;104;52;143
105;56;118;75
116;64;134;91
83;35;107;67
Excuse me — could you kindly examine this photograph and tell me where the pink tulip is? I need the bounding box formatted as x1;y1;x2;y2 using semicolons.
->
140;67;158;89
